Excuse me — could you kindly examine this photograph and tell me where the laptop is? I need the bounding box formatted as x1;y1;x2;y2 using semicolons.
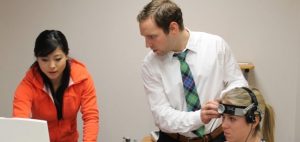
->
0;117;50;142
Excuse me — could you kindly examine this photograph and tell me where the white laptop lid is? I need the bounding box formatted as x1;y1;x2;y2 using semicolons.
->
0;117;50;142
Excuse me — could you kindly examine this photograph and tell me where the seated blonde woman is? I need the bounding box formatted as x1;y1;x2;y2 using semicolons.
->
218;87;275;142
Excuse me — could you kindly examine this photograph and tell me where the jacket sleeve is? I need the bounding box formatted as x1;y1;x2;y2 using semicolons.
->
13;78;33;118
80;74;99;142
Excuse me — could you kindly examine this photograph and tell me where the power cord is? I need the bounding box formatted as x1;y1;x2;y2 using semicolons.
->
244;123;253;142
209;118;218;133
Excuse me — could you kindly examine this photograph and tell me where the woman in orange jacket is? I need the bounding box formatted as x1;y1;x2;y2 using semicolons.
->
13;30;99;142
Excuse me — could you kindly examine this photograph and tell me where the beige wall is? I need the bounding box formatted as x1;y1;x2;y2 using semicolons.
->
295;0;300;141
0;0;299;141
177;0;300;141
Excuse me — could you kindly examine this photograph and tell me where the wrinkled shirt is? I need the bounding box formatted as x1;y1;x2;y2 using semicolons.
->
142;31;248;137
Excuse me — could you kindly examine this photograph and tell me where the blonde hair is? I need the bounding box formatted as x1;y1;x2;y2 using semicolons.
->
221;87;275;142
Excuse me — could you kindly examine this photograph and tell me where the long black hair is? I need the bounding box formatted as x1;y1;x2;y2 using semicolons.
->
34;30;70;120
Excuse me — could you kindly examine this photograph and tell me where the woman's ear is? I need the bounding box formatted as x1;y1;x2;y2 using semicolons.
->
253;116;260;127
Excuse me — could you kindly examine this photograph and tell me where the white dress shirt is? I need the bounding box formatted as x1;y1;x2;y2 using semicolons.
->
141;30;248;137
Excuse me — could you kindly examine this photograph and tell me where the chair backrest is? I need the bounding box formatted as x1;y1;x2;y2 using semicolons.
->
0;117;50;142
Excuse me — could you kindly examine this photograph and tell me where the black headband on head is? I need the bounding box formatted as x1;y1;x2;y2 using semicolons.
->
218;87;260;123
218;103;255;116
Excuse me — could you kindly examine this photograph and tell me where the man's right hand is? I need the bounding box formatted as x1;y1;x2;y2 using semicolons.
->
200;100;221;124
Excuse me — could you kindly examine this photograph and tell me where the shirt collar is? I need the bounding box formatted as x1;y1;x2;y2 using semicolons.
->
185;28;198;54
166;28;197;59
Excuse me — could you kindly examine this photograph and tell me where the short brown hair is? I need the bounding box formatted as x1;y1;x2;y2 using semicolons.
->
137;0;184;34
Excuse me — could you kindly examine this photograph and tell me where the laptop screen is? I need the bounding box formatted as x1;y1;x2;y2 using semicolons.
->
0;117;50;142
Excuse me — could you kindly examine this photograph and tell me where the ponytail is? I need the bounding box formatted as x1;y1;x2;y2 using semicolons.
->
262;104;275;142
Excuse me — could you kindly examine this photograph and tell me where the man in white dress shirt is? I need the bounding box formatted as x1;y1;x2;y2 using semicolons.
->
137;0;248;142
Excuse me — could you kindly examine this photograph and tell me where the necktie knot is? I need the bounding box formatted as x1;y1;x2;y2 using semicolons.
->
174;49;189;61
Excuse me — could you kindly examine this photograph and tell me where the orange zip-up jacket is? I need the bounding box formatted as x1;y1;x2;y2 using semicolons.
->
13;59;99;142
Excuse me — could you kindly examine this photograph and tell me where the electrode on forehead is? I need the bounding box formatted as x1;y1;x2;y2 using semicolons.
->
218;103;253;116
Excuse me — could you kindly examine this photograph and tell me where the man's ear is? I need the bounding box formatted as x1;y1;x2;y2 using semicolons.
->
169;21;179;34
